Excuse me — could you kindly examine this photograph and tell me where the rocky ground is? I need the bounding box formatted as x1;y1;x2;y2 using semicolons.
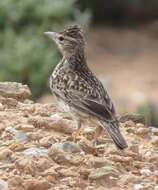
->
0;82;158;190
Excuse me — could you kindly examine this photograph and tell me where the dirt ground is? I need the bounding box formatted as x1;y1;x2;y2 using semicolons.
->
0;82;158;190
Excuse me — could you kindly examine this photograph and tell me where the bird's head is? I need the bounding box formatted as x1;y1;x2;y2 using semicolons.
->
44;25;85;57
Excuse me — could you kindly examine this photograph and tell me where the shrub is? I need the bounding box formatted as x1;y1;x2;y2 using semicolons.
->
0;0;90;98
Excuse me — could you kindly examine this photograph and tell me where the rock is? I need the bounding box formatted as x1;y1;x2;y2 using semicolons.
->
0;96;18;108
39;136;55;148
149;127;158;135
0;103;4;111
150;136;158;145
52;141;83;154
15;124;34;132
22;147;48;157
0;180;8;190
15;157;36;174
42;166;58;177
140;169;152;176
89;166;119;180
28;114;74;134
155;186;158;190
6;127;28;143
109;155;133;163
8;175;24;188
9;142;26;151
24;179;51;190
123;120;136;128
134;184;144;190
15;156;51;174
120;114;146;124
90;157;113;168
48;146;82;165
58;168;78;177
0;148;12;160
136;123;145;128
27;131;44;141
0;82;31;101
135;128;149;137
79;138;97;154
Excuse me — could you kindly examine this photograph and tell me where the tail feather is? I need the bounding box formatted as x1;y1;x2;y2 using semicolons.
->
101;121;128;150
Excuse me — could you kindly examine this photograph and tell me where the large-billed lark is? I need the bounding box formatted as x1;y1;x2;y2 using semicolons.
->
44;25;128;149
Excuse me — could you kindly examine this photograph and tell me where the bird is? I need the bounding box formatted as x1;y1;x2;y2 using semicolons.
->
44;24;128;150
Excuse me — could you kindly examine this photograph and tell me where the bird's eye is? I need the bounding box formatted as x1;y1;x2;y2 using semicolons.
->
58;36;64;41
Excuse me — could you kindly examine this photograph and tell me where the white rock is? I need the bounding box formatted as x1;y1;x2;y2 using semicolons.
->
140;169;152;176
0;180;8;190
134;184;144;190
155;186;158;190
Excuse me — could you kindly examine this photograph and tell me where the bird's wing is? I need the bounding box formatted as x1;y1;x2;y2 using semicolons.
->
54;79;116;122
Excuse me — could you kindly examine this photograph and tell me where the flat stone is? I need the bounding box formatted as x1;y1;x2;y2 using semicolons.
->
52;141;83;154
0;82;31;101
22;147;48;157
89;166;119;180
0;180;8;190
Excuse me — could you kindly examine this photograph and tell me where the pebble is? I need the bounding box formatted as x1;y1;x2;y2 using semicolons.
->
89;166;119;180
0;148;12;160
149;127;158;135
22;147;48;157
52;141;83;154
134;184;144;190
0;180;8;190
6;127;28;143
151;136;158;145
140;169;152;176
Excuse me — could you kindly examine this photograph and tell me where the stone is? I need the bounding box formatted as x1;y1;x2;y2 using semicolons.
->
149;127;158;135
89;166;119;180
90;157;113;168
0;82;31;101
39;136;55;148
22;147;48;157
135;128;149;137
140;169;152;176
0;103;4;111
15;124;34;132
0;180;8;190
28;114;74;134
24;179;51;190
134;184;144;190
151;136;158;145
0;148;12;160
9;142;26;151
52;141;83;154
6;127;28;143
48;146;82;166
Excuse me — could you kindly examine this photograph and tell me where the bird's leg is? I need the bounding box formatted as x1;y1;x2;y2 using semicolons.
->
92;125;103;147
72;119;81;142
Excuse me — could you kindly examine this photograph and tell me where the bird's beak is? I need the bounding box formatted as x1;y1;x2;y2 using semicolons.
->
44;31;57;40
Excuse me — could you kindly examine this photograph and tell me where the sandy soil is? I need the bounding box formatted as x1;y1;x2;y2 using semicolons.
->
0;82;158;190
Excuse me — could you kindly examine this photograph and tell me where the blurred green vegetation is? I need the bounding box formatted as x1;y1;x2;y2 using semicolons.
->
137;101;158;127
0;0;90;98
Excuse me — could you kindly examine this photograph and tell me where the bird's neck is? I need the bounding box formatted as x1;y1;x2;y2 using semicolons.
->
62;48;87;70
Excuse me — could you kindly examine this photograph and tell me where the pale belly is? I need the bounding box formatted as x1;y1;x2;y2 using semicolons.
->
54;95;100;127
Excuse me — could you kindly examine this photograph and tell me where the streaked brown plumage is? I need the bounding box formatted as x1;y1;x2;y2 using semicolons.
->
44;25;128;149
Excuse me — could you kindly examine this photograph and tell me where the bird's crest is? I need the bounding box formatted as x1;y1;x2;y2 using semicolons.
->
61;24;84;41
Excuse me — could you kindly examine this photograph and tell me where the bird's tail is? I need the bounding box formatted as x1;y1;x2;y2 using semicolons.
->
100;120;128;150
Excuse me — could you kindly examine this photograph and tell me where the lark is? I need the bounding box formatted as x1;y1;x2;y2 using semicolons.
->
44;25;128;149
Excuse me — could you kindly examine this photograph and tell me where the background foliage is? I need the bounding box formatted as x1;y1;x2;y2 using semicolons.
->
0;0;90;98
